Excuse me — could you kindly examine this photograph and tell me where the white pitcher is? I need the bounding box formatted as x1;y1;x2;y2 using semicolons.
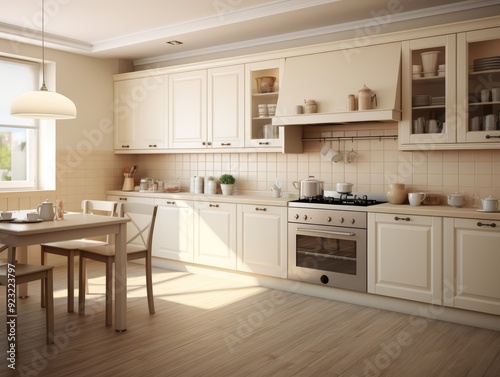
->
37;200;55;221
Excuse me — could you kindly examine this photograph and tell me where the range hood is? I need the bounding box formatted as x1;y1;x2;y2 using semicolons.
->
272;42;401;126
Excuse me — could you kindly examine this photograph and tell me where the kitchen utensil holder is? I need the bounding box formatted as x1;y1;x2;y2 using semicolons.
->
122;177;135;191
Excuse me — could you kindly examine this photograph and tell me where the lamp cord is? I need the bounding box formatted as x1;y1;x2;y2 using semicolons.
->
40;0;47;91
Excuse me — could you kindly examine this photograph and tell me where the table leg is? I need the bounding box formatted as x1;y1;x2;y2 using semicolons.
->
114;222;127;332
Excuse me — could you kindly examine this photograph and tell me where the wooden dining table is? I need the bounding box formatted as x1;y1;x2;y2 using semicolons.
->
0;212;130;360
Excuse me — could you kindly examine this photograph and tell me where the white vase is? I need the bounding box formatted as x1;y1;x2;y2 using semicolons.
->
220;184;235;195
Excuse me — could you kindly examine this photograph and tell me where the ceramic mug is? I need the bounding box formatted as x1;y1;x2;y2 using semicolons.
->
492;88;500;102
481;89;490;103
326;149;343;163
414;117;425;134
470;116;482;131
484;114;498;131
427;119;441;133
408;192;426;206
1;211;12;219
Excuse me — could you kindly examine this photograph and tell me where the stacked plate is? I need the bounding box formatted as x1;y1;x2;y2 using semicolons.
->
412;95;430;107
431;96;445;106
473;56;500;72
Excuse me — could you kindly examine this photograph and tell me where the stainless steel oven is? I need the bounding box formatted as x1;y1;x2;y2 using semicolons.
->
288;195;383;292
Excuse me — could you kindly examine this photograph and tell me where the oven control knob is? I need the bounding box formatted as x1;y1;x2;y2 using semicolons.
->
320;275;329;284
294;214;299;220
327;216;332;222
303;215;308;221
351;218;356;225
340;217;345;224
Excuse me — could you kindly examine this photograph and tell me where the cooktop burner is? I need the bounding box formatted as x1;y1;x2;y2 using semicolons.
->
290;194;385;207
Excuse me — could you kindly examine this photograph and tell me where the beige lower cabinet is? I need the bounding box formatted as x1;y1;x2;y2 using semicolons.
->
443;217;500;315
237;204;287;278
152;198;194;262
193;201;237;269
368;213;442;304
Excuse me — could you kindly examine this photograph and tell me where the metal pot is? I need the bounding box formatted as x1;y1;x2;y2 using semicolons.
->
293;176;324;198
336;182;353;194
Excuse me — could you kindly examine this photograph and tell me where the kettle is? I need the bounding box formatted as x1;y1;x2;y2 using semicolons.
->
37;200;55;221
358;85;377;110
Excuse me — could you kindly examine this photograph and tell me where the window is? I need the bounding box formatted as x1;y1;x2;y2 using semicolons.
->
0;57;39;189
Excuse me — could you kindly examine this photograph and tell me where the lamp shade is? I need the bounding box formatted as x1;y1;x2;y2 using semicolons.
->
10;90;77;119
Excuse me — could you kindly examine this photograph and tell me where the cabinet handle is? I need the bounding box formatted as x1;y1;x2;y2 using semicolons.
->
166;201;176;205
477;222;496;228
221;143;231;146
255;207;267;211
394;216;410;221
121;145;130;148
485;135;500;139
119;197;128;201
148;144;157;148
259;142;270;145
209;204;219;208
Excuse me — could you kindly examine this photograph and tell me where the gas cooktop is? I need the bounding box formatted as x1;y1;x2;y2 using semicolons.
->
289;194;386;208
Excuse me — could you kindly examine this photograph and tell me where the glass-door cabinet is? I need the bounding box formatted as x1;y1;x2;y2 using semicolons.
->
245;59;284;148
400;35;457;149
457;27;500;144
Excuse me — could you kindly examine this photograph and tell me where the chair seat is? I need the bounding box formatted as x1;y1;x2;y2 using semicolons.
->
0;264;54;284
42;239;107;251
79;244;147;257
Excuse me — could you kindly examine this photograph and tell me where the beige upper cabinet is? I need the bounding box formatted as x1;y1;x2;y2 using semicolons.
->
114;75;167;151
169;69;208;149
399;35;457;149
457;27;500;145
208;65;245;148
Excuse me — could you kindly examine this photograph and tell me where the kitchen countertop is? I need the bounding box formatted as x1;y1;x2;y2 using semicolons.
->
107;190;294;207
367;203;500;221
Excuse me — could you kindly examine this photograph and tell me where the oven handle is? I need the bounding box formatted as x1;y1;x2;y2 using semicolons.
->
296;228;356;238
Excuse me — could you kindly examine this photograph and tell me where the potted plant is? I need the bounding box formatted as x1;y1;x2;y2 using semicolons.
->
219;174;236;195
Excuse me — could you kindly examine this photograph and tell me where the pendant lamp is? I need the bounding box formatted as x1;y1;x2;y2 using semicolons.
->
10;0;77;120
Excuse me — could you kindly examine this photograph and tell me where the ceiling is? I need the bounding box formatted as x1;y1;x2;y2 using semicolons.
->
0;0;499;65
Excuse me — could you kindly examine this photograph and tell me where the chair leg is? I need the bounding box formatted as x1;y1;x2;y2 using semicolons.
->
41;248;46;308
105;258;113;327
146;258;155;314
67;251;75;313
78;256;86;316
45;270;54;345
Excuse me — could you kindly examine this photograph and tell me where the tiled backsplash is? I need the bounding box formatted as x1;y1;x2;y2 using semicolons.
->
11;129;494;212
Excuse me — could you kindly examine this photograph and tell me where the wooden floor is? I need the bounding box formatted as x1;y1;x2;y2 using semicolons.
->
1;262;500;377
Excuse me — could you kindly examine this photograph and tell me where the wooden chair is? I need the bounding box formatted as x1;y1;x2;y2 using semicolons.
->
77;202;158;326
0;245;54;345
40;200;117;312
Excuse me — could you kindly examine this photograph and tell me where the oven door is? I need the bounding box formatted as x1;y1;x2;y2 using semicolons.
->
288;222;367;292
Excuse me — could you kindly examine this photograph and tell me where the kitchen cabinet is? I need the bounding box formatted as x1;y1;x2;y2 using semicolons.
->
169;65;245;149
237;204;287;278
368;213;442;304
152;198;194;262
169;70;207;149
443;217;500;315
114;75;167;151
456;27;500;145
208;65;245;148
193;201;237;269
399;35;457;148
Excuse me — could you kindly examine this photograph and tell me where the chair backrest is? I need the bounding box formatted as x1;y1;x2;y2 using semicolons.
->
117;202;158;255
81;200;117;243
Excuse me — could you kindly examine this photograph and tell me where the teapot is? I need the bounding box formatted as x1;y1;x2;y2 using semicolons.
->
37;200;55;221
358;85;377;110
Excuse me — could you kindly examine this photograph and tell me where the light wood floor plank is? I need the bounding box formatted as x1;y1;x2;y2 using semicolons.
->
1;261;499;376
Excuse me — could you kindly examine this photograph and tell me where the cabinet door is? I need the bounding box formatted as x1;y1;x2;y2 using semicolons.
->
399;35;457;149
169;70;207;149
114;76;167;150
245;59;284;149
152;199;194;262
237;204;287;278
443;218;500;315
368;213;442;304
457;27;500;145
194;201;236;269
208;65;245;148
